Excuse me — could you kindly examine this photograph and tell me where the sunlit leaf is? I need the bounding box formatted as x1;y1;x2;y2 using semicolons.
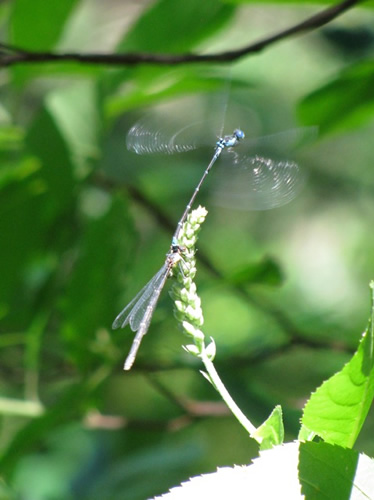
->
105;68;228;119
117;0;235;53
103;0;236;105
11;0;78;50
10;0;80;84
300;282;374;448
253;405;284;450
46;80;101;175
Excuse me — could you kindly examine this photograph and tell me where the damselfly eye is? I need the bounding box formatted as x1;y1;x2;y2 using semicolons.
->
234;129;245;140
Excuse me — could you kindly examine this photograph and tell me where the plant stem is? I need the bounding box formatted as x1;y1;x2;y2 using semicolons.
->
173;206;258;440
200;349;257;437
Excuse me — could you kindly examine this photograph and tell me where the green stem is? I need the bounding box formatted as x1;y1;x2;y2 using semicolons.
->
173;206;259;441
200;349;257;438
0;397;44;417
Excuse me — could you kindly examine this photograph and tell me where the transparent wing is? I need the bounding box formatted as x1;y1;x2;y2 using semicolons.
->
126;94;315;211
211;155;304;211
125;95;230;155
112;264;168;331
128;264;169;332
127;115;217;155
123;268;171;370
126;87;317;158
209;126;316;211
236;126;318;158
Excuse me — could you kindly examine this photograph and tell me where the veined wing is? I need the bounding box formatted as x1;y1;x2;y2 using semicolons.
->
211;155;303;211
126;116;216;155
112;263;168;331
123;265;172;370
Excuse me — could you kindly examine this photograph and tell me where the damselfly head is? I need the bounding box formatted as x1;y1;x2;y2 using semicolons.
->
170;237;185;255
234;129;245;140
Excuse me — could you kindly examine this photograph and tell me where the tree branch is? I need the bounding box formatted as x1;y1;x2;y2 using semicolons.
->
0;0;363;68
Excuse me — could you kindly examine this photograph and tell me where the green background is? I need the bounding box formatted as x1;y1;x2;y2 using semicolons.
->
1;0;374;498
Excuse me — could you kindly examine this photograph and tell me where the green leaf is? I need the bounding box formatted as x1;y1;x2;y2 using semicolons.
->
299;441;374;499
10;0;78;50
0;158;39;190
25;107;75;219
105;68;227;119
10;0;81;84
25;313;48;379
103;0;236;106
253;405;284;451
300;281;374;448
60;196;136;369
117;0;235;53
298;60;374;135
0;99;79;326
0;125;24;152
46;80;101;175
229;257;284;287
298;424;315;442
0;158;45;319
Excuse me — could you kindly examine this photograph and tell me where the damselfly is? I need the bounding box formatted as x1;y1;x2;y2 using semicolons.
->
114;97;314;369
112;239;183;370
127;99;311;221
113;128;247;370
171;128;245;240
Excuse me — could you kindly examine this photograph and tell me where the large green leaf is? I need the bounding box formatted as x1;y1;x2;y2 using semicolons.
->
10;0;78;50
300;282;374;448
60;195;136;369
25;107;75;219
0;158;45;321
0;103;77;327
105;68;229;119
46;81;101;175
117;0;235;53
299;441;374;499
9;0;94;84
299;60;374;135
102;0;236;107
0;99;78;321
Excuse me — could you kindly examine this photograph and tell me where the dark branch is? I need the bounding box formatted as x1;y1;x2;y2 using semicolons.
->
0;0;363;67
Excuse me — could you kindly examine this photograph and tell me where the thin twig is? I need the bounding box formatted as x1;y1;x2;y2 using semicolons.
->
0;0;363;67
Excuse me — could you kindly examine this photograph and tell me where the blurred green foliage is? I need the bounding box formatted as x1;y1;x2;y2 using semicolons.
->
1;0;374;498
